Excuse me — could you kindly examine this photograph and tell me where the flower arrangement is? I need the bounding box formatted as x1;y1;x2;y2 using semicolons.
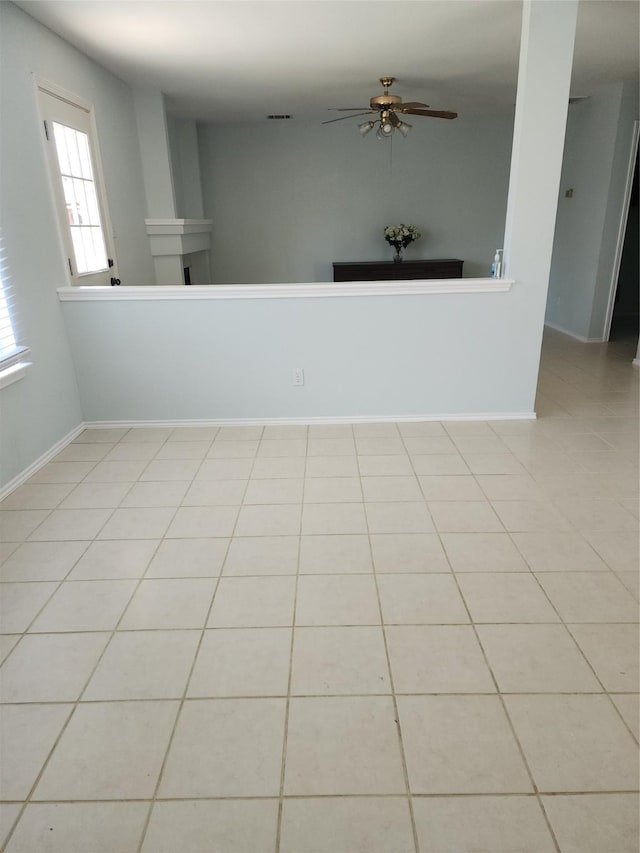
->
384;224;421;261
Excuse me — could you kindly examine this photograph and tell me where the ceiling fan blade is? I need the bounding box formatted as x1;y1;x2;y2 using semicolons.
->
328;107;370;112
403;108;458;120
321;111;375;125
399;101;429;110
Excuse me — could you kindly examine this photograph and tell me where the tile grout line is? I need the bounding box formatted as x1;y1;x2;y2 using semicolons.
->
274;423;309;853
361;425;420;853
134;424;255;853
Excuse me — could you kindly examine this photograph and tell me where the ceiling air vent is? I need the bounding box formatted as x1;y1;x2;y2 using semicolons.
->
267;114;291;120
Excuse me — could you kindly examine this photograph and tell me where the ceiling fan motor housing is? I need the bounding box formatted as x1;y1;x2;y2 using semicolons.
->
370;93;402;111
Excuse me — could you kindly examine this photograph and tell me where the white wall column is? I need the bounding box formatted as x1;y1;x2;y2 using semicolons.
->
503;0;579;407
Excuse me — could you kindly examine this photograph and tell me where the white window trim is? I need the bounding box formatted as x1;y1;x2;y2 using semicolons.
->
0;349;32;390
34;75;118;287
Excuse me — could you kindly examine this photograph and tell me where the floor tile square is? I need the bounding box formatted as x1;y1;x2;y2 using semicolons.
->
477;624;601;692
188;627;291;697
1;541;88;582
536;572;638;622
568;623;639;691
29;580;137;632
54;443;113;462
361;476;422;502
154;440;211;459
456;572;560;623
284;696;405;794
244;478;304;504
377;574;468;624
302;502;367;534
428;501;503;532
583;530;639;571
215;426;263;440
97;507;174;539
463;453;527;475
410;453;470;475
299;534;372;574
355;437;406;456
0;582;58;632
181;479;245;505
207;440;259;458
370;533;450;573
208;576;295;627
365;502;434;534
263;425;308;439
222;536;299;575
0;704;73;799
28;461;95;484
121;427;173;443
611;694;639;739
511;531;608;571
28;509;112;541
0;635;19;664
491;500;572;532
358;454;415;475
0;510;48;541
290;626;390;694
386;625;495;692
33;701;178;800
303;477;362;503
441;532;528;572
145;538;227;578
304;455;359;477
104;442;162;461
397;695;532;793
119;481;189;507
504;694;638;792
452;434;508;454
68;539;157;580
165;506;238;537
141;800;278;853
475;473;545;501
257;438;306;457
235;503;301;536
399;422;446;436
1;483;74;510
279;797;414;853
308;424;353;438
250;457;306;478
353;423;400;437
541;793;639;853
120;578;215;629
158;698;285;797
413;795;555;853
84;460;148;482
196;459;253;480
403;436;457;455
307;438;356;456
418;475;485;501
74;427;128;443
83;630;200;699
558;499;638;530
6;802;148;853
0;632;109;702
295;575;380;625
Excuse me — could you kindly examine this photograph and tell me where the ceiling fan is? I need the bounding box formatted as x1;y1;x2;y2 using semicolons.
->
323;76;457;139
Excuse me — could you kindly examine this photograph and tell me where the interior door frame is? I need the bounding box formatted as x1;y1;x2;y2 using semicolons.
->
603;119;639;342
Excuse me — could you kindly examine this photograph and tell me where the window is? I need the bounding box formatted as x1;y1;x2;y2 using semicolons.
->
0;234;31;389
38;82;117;286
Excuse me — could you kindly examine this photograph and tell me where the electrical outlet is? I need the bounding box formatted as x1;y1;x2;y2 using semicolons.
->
292;368;304;386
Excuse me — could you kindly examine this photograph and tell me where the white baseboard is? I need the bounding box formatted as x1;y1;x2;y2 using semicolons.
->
544;321;604;343
0;423;85;501
85;412;537;429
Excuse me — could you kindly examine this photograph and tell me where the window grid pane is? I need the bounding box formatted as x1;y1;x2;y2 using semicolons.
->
52;121;108;275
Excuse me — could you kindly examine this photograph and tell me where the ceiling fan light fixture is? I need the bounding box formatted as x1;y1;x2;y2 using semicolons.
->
397;120;412;137
376;121;395;140
358;120;375;136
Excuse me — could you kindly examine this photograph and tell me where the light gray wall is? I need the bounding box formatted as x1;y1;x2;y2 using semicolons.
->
0;2;152;488
198;116;513;283
546;81;639;339
60;287;533;423
168;117;205;219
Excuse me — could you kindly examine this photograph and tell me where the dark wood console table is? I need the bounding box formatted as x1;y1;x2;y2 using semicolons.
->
333;259;463;282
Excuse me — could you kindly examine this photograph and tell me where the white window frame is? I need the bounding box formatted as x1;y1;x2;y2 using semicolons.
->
36;78;118;287
0;234;31;389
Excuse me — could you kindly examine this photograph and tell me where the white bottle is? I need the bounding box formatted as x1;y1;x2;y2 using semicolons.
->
491;249;503;278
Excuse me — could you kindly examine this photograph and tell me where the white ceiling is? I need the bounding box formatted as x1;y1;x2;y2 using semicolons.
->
15;0;640;123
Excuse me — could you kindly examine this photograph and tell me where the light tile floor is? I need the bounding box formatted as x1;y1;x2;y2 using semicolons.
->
0;328;638;852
